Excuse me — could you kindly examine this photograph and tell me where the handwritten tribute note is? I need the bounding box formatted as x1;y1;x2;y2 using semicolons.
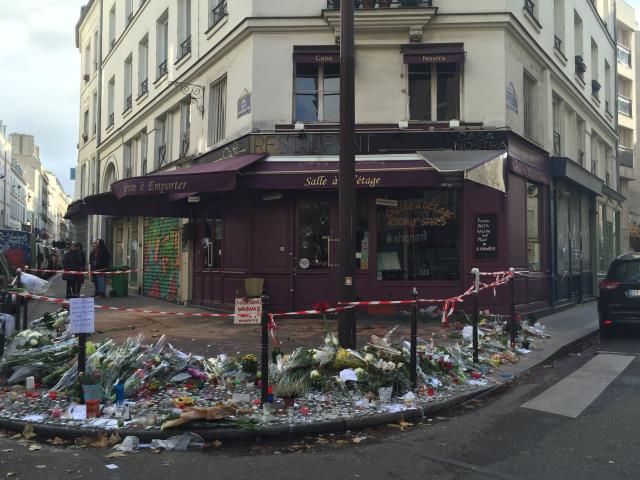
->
69;297;96;334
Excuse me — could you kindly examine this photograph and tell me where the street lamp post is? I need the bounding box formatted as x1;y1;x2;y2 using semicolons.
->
338;0;357;348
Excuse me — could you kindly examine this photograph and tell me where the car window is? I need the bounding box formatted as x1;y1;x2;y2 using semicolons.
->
609;260;640;282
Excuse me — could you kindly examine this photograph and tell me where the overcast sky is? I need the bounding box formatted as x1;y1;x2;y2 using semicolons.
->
0;0;84;196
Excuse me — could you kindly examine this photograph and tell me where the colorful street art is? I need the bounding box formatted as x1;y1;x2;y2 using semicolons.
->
143;218;181;302
0;229;31;270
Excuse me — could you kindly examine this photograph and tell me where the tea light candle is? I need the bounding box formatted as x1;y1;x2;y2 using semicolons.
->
25;377;35;391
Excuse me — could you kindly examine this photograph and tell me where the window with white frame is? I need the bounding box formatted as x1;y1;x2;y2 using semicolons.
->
80;163;87;197
156;11;169;79
604;61;612;114
523;71;536;140
107;76;115;127
209;0;227;29
125;0;133;25
208;75;227;146
124;54;133;112
124;141;133;178
180;100;191;157
408;63;460;121
83;110;89;140
590;134;598;175
591;38;600;97
576;116;586;166
294;63;340;123
138;35;149;97
156;115;169;168
178;0;192;59
84;44;91;79
552;95;562;156
92;91;98;136
109;4;116;50
140;129;148;174
553;0;564;53
93;31;99;73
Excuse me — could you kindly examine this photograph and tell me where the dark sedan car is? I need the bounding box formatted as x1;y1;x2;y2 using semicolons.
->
598;253;640;335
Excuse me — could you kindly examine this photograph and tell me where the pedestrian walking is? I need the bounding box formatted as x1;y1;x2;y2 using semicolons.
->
90;239;111;298
62;243;83;299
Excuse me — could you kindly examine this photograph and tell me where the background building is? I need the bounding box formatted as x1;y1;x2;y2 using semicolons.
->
71;0;621;311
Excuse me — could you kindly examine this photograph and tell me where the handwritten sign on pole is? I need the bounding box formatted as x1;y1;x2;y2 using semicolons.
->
234;298;262;325
69;297;96;334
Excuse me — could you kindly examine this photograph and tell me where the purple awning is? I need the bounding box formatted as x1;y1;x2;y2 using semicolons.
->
65;192;192;219
402;43;466;64
241;155;442;189
111;154;266;199
509;158;550;185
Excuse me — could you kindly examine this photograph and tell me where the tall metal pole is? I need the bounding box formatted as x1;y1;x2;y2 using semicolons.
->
338;0;357;349
471;268;480;364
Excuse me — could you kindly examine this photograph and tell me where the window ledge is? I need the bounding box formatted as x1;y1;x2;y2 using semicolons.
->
592;94;601;105
122;107;132;119
174;51;192;68
619;111;632;118
575;74;586;89
522;8;542;33
105;122;115;132
554;47;568;66
205;16;228;40
136;91;149;103
154;73;168;86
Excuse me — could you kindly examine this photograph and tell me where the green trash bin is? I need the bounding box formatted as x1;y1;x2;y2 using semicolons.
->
110;265;130;298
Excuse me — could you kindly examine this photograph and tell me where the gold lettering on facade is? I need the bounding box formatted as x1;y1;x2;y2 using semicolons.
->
303;174;382;188
422;55;447;62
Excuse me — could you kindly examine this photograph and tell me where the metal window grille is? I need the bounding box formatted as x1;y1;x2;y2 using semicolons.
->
158;144;167;168
524;0;535;17
553;131;561;156
125;95;133;111
140;79;148;96
181;130;190;157
158;59;167;79
180;35;191;58
210;0;227;28
209;76;227;145
554;35;562;51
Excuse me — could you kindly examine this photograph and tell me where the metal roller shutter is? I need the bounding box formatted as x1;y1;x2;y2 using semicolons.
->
569;186;582;275
556;189;570;275
581;193;592;272
143;217;181;302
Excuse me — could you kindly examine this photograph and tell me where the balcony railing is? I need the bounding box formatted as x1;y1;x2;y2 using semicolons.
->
158;144;167;168
157;59;168;79
618;95;633;117
107;112;114;128
577;149;585;167
210;0;227;28
619;146;634;168
180;35;191;59
524;0;535;17
124;95;133;112
591;160;597;176
554;35;562;52
553;131;561;157
617;43;632;68
139;78;148;97
327;0;432;8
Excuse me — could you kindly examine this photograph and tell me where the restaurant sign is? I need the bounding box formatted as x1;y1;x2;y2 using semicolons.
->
474;213;498;259
304;174;382;188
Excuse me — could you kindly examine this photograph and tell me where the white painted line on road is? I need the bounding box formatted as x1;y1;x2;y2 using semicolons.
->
597;350;640;357
521;354;634;418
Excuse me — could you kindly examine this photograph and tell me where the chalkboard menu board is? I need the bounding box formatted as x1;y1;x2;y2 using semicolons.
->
475;214;497;259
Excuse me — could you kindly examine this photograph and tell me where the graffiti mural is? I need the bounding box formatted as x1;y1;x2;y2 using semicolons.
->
143;218;181;302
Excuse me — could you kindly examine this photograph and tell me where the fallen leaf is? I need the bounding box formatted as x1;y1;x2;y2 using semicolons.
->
151;449;161;454
105;452;127;459
22;424;36;440
50;437;66;446
352;436;365;444
212;440;222;448
28;444;42;451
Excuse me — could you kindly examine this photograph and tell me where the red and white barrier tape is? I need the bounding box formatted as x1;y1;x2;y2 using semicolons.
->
24;268;140;276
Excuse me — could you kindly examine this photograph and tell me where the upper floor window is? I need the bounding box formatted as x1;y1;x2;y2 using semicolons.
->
178;0;192;60
83;110;89;140
553;0;564;54
140;129;148;175
156;11;169;79
524;0;539;23
138;35;149;97
93;31;99;72
208;75;227;146
604;61;612;114
209;0;227;29
180;100;191;157
108;4;116;50
84;44;91;79
574;12;584;80
294;63;340;123
552;95;562;156
591;38;600;97
618;44;632;68
124;141;133;178
92;91;98;135
107;76;115;128
408;63;460;122
576;116;586;166
523;71;536;140
156;114;169;168
124;55;133;112
125;0;134;26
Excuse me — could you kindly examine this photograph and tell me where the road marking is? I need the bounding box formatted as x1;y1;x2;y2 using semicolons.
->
521;353;634;418
597;350;640;357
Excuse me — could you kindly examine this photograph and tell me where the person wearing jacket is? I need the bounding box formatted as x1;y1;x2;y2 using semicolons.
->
90;239;111;298
62;243;83;299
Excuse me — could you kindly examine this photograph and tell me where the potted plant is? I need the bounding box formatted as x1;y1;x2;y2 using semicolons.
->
272;377;308;410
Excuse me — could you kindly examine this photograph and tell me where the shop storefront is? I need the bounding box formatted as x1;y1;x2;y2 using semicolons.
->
67;130;552;314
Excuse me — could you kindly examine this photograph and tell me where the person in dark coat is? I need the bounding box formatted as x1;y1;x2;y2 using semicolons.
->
62;243;83;299
90;239;111;298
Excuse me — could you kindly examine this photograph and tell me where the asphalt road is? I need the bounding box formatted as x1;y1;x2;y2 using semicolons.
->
1;329;639;480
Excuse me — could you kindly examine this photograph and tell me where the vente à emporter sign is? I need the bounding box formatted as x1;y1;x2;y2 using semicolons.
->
123;180;189;195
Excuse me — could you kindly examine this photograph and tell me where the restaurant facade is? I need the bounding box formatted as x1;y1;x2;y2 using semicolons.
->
69;129;553;314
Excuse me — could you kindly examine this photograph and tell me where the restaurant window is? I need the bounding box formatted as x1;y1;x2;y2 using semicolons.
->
294;63;340;123
527;182;541;271
376;191;460;281
408;63;460;121
297;201;330;270
203;216;223;268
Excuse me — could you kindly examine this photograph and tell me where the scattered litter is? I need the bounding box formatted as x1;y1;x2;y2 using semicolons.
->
105;464;119;470
34;465;46;469
113;436;139;453
150;432;204;451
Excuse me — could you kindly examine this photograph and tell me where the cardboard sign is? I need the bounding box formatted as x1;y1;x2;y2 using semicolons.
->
69;297;95;334
474;214;498;259
234;298;262;325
